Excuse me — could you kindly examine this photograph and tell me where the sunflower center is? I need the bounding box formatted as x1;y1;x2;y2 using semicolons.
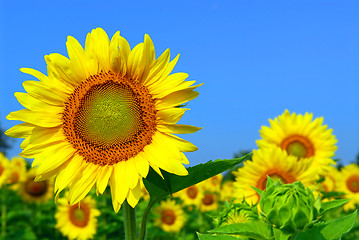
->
257;169;296;190
161;210;176;225
0;164;3;176
346;175;359;193
186;186;198;199
63;71;157;166
25;177;48;197
69;203;90;228
202;193;214;206
280;135;315;159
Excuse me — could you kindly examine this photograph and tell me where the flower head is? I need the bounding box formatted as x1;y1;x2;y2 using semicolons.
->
234;148;319;204
336;164;359;211
0;153;10;187
153;199;185;232
55;195;100;240
6;28;201;211
257;110;337;173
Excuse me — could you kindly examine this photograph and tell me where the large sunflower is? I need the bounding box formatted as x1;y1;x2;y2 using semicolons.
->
153;198;185;232
336;164;359;211
6;28;201;211
19;168;53;203
233;148;318;205
55;195;100;240
256;110;337;173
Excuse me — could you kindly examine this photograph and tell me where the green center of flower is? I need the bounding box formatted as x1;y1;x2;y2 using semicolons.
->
69;203;90;228
286;141;307;158
62;71;157;166
346;175;359;193
76;82;141;147
281;135;315;159
74;208;86;221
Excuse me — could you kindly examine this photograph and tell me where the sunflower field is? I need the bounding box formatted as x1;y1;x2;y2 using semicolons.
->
0;28;358;240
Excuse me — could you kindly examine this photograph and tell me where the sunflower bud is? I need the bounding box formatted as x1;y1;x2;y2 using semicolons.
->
258;177;319;233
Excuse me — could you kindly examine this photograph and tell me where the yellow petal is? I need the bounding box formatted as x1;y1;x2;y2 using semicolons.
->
54;154;84;200
45;53;79;86
158;124;202;134
66;36;90;81
89;28;110;71
133;152;150;178
160;133;198;152
109;31;127;75
156;85;202;110
20;68;48;82
157;108;189;124
96;165;112;195
126;43;144;80
113;162;129;203
14;92;62;112
126;180;141;208
7;109;62;128
5;123;34;138
22;80;67;106
68;163;99;205
143;48;170;86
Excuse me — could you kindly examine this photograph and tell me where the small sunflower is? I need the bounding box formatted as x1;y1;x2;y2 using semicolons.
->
55;195;100;240
7;157;27;190
256;110;337;173
19;168;53;203
0;153;10;187
336;164;359;211
233;148;318;205
320;165;339;193
200;191;219;212
175;183;203;207
201;174;223;192
220;181;235;202
153;198;185;232
6;28;201;211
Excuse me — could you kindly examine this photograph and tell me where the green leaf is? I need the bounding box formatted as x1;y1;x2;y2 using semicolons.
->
143;155;249;201
208;220;273;240
320;199;350;215
320;210;357;239
273;228;292;240
296;210;357;240
197;233;246;240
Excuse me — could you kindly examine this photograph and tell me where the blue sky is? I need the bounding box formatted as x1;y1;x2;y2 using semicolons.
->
0;0;358;166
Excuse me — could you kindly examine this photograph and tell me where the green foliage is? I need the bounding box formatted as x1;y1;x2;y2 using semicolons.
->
143;155;249;203
197;178;358;240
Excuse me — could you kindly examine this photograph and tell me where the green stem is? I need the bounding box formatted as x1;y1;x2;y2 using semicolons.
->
123;200;137;240
138;198;162;240
1;189;6;240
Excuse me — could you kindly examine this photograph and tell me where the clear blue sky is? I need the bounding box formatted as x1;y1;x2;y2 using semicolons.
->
0;0;358;166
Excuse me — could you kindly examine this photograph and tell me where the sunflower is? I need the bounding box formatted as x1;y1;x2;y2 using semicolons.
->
175;183;203;207
201;174;223;192
153;198;185;232
0;153;10;187
19;168;53;203
220;180;235;202
6;28;201;211
319;165;339;193
256;110;337;173
55;194;100;240
7;157;27;190
336;164;359;211
200;191;219;212
233;148;319;205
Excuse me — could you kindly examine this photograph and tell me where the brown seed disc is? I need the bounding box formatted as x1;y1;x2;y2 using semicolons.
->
69;202;90;228
161;209;176;225
257;169;297;190
25;177;48;197
62;71;157;166
346;175;359;193
280;134;315;159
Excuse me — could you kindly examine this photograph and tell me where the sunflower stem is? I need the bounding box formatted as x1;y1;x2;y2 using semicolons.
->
123;200;137;240
138;197;162;240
